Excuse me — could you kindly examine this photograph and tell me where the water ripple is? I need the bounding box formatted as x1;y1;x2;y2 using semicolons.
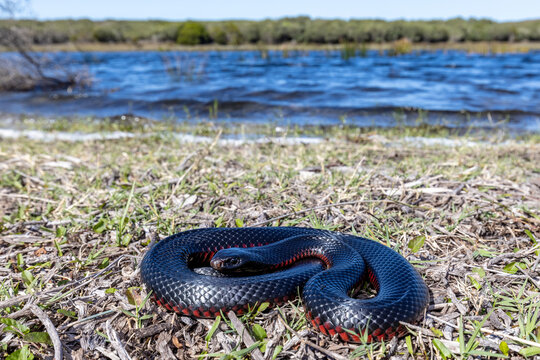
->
0;50;538;132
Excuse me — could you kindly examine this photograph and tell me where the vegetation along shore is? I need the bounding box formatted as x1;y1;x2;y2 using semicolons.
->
0;121;539;359
1;17;539;50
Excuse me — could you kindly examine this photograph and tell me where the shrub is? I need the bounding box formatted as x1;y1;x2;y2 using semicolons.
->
242;22;261;43
426;25;450;42
157;25;179;42
176;21;210;45
211;28;228;45
33;29;69;44
303;20;327;43
93;26;124;42
209;22;244;45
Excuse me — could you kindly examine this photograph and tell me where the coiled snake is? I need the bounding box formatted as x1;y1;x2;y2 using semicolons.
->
140;227;429;342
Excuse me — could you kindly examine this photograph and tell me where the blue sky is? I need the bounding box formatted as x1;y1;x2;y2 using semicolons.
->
23;0;540;21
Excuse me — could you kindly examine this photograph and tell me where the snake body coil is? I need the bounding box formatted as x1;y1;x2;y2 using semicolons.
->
140;227;429;342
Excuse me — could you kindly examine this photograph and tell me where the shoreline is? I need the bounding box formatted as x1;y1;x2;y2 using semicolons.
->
0;127;533;148
2;40;540;53
1;113;539;143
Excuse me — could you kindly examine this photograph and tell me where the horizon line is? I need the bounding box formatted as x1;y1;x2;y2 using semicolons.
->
5;15;540;23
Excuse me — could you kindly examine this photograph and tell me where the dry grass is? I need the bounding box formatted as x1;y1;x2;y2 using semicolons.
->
0;127;539;359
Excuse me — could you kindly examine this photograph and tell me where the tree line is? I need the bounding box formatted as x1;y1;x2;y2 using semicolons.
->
1;17;539;46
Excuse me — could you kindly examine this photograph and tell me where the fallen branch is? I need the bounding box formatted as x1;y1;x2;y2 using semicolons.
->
427;314;540;349
399;321;437;337
105;320;132;360
276;312;348;360
29;304;63;360
8;304;64;360
132;323;172;339
59;309;117;331
227;311;264;360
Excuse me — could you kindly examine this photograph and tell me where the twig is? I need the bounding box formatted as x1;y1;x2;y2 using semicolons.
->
135;162;195;194
479;328;540;349
276;312;348;360
6;220;47;227
105;320;132;360
156;332;176;359
251;200;363;227
0;192;58;203
517;267;540;290
0;293;33;310
136;130;222;195
0;234;51;244
399;321;437;337
533;252;540;272
446;288;467;315
6;303;33;319
462;264;529;280
385;336;399;359
133;323;173;339
487;246;539;266
96;346;121;360
282;329;309;351
59;309;117;330
0;26;77;88
45;255;127;305
227;311;265;360
13;169;46;186
28;304;63;360
427;314;540;349
428;301;467;311
5;219;75;231
426;314;459;329
0;255;126;309
251;197;427;227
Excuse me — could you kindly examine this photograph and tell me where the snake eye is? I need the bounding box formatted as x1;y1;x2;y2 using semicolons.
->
226;257;241;267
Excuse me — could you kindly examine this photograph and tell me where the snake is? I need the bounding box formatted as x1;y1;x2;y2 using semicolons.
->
140;227;429;342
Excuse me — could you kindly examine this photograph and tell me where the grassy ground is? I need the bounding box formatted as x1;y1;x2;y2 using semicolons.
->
0;123;539;359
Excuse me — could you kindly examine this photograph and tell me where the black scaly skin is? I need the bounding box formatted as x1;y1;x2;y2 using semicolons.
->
140;227;429;342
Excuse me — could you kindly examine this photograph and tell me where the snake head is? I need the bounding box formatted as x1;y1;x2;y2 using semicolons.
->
210;248;265;273
210;256;243;271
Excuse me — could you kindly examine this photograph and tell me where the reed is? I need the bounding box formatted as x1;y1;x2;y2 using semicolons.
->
388;38;413;56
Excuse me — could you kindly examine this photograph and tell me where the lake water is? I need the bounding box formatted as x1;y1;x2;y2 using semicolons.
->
1;50;539;132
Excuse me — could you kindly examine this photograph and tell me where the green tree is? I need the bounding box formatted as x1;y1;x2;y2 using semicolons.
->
223;22;244;45
176;21;210;45
243;22;261;43
211;28;228;45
